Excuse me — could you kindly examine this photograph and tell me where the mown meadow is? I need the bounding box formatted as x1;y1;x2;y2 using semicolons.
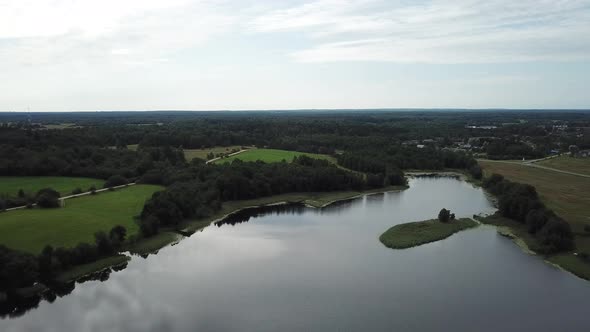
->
0;184;162;253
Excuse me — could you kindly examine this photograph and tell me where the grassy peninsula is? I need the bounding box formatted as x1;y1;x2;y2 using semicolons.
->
379;218;478;249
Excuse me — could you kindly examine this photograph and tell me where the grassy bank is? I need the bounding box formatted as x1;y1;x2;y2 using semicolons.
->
379;218;478;249
95;186;407;257
0;184;163;253
180;186;407;234
0;176;105;197
478;161;590;253
125;231;181;255
56;254;130;283
214;148;336;164
478;213;590;281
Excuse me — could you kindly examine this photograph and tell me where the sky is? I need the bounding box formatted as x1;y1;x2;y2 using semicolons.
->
1;0;589;111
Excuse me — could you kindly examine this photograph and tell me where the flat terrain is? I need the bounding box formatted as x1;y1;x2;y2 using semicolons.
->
479;161;590;236
379;218;478;249
479;160;590;280
537;155;590;176
184;145;246;161
214;148;336;164
0;184;162;253
0;176;105;197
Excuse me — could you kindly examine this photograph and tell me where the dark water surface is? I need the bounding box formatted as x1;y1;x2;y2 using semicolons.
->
3;178;590;332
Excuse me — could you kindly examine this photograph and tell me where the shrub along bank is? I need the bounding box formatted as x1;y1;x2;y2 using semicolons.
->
482;173;574;254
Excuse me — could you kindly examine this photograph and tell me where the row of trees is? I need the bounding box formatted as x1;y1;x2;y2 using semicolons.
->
0;188;61;210
483;174;574;253
0;144;185;181
1;175;128;210
0;225;127;293
337;147;478;175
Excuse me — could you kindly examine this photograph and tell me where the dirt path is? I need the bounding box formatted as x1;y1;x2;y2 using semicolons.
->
3;183;136;212
478;158;590;178
205;149;250;164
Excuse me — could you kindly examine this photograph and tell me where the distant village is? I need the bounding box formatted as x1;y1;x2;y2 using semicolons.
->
402;119;590;159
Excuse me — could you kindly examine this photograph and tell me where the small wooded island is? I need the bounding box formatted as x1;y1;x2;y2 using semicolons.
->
379;209;478;249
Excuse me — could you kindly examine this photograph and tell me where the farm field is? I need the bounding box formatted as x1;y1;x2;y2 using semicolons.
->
0;176;105;197
214;148;336;164
0;184;162;253
537;155;590;175
479;160;590;252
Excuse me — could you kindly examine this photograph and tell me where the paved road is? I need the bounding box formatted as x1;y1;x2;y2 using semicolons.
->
3;183;137;212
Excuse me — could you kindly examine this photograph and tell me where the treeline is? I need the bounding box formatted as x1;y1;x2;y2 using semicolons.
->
485;139;545;160
337;147;481;179
0;225;127;294
0;144;185;180
483;174;574;253
138;156;383;237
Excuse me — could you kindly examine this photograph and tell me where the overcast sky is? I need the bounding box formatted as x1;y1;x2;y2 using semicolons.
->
1;0;589;111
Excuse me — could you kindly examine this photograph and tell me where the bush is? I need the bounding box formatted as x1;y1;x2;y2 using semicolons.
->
94;231;114;256
438;208;451;223
104;175;128;188
0;245;39;291
36;188;60;208
538;217;575;253
109;225;127;246
469;164;483;180
140;215;160;237
71;187;83;195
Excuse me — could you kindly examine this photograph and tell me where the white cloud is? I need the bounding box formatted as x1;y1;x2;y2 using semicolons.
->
1;0;589;110
252;0;590;63
0;0;239;67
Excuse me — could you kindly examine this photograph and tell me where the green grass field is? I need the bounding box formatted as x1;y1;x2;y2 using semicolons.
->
214;148;336;164
379;218;478;249
0;184;162;253
184;145;246;161
0;176;105;197
537;155;590;175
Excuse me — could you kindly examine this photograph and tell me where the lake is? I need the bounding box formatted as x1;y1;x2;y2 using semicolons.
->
3;177;590;331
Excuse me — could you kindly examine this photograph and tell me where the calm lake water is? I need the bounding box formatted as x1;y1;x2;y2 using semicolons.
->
3;177;590;332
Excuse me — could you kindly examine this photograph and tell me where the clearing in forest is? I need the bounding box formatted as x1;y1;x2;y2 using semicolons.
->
214;148;335;164
0;176;105;197
0;184;163;253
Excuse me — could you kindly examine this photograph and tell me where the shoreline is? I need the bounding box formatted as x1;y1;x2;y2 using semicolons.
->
476;214;590;282
54;185;409;285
